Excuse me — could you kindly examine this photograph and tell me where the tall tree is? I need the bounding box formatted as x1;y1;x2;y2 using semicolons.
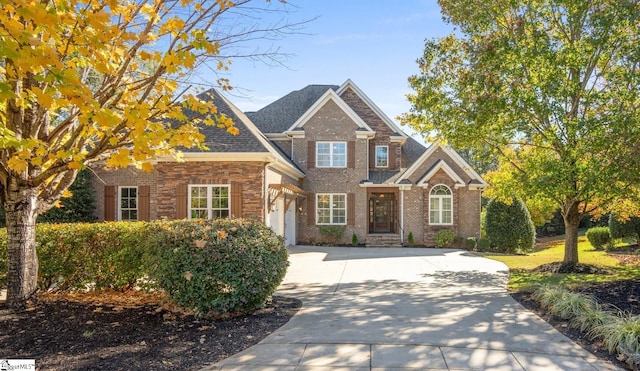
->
402;0;640;266
0;0;303;308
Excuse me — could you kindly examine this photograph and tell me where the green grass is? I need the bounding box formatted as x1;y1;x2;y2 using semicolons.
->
482;236;640;292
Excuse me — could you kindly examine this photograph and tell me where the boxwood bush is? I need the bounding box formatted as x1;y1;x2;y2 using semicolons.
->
434;229;455;248
148;218;288;316
586;226;611;250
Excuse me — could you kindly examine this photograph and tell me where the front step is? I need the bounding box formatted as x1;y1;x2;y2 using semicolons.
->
366;234;403;247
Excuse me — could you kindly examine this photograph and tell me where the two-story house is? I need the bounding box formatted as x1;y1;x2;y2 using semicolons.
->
90;80;486;246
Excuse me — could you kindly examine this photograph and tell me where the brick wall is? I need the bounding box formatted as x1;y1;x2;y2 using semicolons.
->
156;161;265;220
90;165;158;221
291;99;369;244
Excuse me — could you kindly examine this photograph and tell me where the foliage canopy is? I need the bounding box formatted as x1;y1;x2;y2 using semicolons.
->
402;0;640;263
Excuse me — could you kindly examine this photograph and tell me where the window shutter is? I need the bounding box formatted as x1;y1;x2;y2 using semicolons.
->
104;186;116;221
347;193;355;226
389;143;397;169
138;186;150;221
231;183;243;218
347;141;355;168
307;141;315;169
176;184;187;219
307;192;315;225
369;141;376;169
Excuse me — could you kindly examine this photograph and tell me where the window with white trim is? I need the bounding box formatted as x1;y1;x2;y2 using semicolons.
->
118;186;138;221
316;142;346;168
316;193;346;225
375;145;389;167
429;185;452;225
188;185;230;219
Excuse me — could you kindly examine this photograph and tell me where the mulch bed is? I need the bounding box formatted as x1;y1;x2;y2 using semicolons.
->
0;292;301;370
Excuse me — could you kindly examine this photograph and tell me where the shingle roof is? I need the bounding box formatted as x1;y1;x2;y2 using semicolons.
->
247;85;339;133
182;88;269;153
401;136;427;167
368;170;402;184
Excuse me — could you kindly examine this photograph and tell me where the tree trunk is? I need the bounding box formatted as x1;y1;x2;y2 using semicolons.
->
5;181;39;309
562;201;581;265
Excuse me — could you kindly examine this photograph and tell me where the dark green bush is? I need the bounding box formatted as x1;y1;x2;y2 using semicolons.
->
477;238;491;252
435;229;455;248
485;198;535;253
609;214;640;244
453;236;465;248
351;232;359;246
586;226;611;250
148;219;288;316
465;237;477;250
407;232;415;246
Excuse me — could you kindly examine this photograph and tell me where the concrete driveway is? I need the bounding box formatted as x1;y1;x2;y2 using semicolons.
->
205;246;619;370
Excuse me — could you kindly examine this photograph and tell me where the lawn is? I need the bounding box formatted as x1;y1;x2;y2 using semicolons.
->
482;235;640;292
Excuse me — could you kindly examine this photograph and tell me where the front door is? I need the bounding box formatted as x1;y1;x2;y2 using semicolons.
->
369;193;396;233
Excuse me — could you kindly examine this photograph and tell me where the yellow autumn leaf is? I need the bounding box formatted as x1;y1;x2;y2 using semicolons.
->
183;271;193;281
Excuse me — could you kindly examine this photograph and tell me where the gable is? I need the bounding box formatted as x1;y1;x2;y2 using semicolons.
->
397;144;487;189
285;89;374;134
247;85;339;133
416;159;466;188
336;80;407;139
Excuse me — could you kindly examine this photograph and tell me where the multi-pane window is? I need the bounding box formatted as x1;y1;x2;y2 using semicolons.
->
316;193;346;225
189;185;230;219
119;187;138;221
429;185;452;225
375;145;389;167
316;142;346;168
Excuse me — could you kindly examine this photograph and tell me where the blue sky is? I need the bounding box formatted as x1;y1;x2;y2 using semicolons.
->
199;1;455;140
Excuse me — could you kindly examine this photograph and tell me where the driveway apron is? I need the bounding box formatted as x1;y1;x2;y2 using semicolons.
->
204;246;620;371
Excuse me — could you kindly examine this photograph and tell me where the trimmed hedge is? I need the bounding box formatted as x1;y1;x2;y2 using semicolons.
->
586;226;611;250
148;219;288;315
0;218;289;316
0;222;154;291
485;198;535;253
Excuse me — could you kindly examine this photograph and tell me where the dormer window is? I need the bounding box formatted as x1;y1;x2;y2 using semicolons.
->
316;142;346;168
375;145;389;168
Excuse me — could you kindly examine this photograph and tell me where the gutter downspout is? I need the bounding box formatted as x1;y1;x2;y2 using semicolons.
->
400;187;404;246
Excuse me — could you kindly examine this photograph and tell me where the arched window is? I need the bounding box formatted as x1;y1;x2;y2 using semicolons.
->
429;185;452;225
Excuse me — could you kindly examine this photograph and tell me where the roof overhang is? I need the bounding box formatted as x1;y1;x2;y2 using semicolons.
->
417;159;466;188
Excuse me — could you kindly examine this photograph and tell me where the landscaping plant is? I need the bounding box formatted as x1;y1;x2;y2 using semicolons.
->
586;227;611;250
434;229;455;248
149;219;289;316
484;198;535;253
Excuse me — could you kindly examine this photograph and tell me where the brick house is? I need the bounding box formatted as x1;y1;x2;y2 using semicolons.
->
90;80;486;246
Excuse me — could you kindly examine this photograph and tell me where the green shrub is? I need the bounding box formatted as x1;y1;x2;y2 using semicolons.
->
0;222;151;290
609;214;640;244
485;198;535;253
351;232;359;246
465;237;477;250
477;238;491;252
453;236;464;248
149;219;288;316
586;227;611;250
318;225;345;245
407;232;414;246
434;229;455;248
37;222;153;290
